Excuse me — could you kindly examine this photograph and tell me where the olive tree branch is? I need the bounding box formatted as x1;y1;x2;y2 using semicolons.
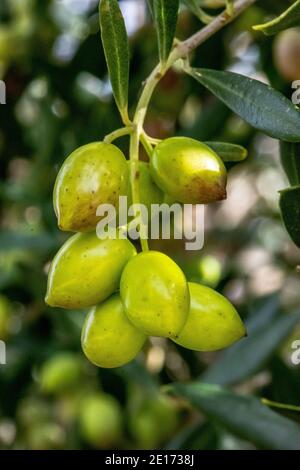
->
129;0;257;251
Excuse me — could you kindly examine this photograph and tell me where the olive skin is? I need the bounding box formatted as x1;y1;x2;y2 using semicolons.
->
274;29;300;82
54;142;129;232
45;233;136;309
173;282;246;351
78;393;122;448
39;353;82;395
81;294;146;368
120;251;190;338
127;162;164;213
150;137;227;204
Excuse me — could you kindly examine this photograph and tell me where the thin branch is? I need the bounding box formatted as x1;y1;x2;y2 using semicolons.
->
172;0;257;60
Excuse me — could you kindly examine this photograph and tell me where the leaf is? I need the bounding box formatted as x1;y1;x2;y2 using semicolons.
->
202;297;300;386
167;382;300;449
99;0;129;121
279;186;300;248
253;0;300;36
153;0;179;64
280;142;300;186
147;0;154;17
205;142;248;162
191;68;300;142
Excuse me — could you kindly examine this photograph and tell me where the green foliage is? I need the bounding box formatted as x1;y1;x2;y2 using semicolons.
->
253;0;300;35
153;0;179;64
167;382;300;450
191;68;300;142
279;187;300;248
99;0;129;121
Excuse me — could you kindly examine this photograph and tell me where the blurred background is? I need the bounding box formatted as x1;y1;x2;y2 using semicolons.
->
0;0;300;450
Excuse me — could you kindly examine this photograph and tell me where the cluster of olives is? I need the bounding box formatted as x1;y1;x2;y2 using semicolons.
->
46;136;246;368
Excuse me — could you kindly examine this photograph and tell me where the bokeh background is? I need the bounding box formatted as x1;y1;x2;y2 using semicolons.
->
0;0;300;450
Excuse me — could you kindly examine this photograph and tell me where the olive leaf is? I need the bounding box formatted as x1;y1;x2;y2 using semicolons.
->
280;142;300;186
166;382;300;449
279;186;300;248
99;0;129;122
190;68;300;142
205;142;248;162
147;0;154;17
202;298;300;386
253;0;300;36
153;0;179;64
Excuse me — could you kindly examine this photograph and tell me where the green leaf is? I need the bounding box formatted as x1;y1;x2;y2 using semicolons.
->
99;0;129;121
201;296;296;386
147;0;154;17
167;382;300;449
153;0;179;64
280;142;300;186
279;186;300;248
253;0;300;36
205;142;248;162
191;68;300;142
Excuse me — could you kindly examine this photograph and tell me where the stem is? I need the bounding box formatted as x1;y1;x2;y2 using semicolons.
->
262;398;300;414
104;126;132;144
172;0;257;61
129;128;149;252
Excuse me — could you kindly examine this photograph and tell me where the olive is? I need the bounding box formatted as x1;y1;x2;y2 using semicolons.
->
39;353;82;395
120;251;190;338
45;232;136;309
150;137;227;204
173;282;246;351
81;294;146;368
54;142;129;232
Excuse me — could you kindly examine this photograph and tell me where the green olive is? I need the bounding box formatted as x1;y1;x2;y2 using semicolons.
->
150;137;227;204
127;161;164;213
120;251;189;338
81;294;146;368
173;282;246;351
39;353;82;395
129;395;179;449
78;393;122;448
54;142;129;232
45;232;136;309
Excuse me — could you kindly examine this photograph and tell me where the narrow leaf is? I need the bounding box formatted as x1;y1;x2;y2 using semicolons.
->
191;68;300;142
153;0;179;64
205;142;248;162
201;296;297;386
280;142;300;186
147;0;154;17
253;0;300;36
279;186;300;248
99;0;129;121
167;382;300;450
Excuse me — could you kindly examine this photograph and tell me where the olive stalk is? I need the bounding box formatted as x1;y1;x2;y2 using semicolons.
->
128;0;256;252
104;126;132;144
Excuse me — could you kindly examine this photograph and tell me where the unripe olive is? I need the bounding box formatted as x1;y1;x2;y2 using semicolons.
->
54;142;129;232
81;294;146;368
274;28;300;82
39;353;82;395
173;282;246;351
120;251;189;338
150;137;227;204
129;395;179;449
45;232;136;309
26;422;66;450
78;393;122;448
127;161;164;213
